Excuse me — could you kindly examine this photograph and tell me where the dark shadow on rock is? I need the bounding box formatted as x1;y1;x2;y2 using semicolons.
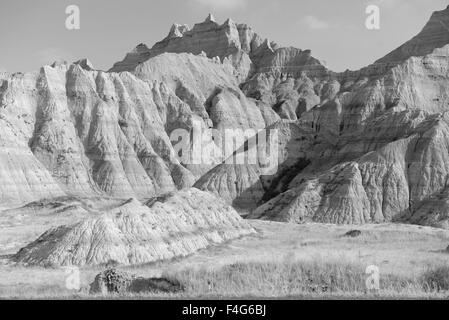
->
232;180;266;211
261;157;311;203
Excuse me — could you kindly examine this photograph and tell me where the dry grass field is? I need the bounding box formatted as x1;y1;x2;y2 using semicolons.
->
1;218;449;299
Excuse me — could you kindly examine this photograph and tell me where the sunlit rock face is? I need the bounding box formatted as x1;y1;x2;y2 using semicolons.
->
0;51;273;205
376;5;449;65
110;14;328;83
193;7;449;229
13;189;255;266
0;63;191;204
110;15;259;82
3;7;449;230
249;111;449;224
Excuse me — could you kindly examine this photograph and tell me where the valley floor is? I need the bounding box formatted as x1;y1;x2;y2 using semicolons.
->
1;218;449;299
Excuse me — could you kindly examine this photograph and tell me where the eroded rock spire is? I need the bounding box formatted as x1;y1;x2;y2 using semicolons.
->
205;13;216;23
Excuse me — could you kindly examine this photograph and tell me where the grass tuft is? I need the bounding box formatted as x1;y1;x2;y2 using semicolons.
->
421;265;449;292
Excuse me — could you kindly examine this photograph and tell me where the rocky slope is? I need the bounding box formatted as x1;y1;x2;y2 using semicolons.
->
13;188;255;266
3;7;449;231
0;51;277;205
194;6;449;228
0;61;186;204
0;14;329;207
110;14;328;82
376;5;449;65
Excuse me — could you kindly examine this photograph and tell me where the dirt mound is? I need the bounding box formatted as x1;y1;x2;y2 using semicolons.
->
12;189;255;266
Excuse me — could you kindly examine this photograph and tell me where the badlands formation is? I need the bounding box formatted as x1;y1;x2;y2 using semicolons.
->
2;7;449;265
13;189;253;266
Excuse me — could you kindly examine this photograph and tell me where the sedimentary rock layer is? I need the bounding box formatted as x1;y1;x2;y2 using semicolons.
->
194;6;449;228
0;52;274;205
13;188;255;266
4;7;449;230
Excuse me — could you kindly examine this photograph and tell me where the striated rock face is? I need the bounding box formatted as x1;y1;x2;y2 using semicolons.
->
0;63;190;204
0;15;326;207
110;15;327;83
13;189;255;266
194;120;315;211
246;104;449;225
194;164;264;211
194;6;449;229
376;5;449;65
130;52;268;133
110;16;259;82
0;50;275;205
4;7;449;231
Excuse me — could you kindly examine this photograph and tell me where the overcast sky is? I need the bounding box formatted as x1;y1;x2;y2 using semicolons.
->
0;0;448;73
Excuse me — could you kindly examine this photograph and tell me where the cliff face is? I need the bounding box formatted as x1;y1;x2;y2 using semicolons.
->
110;15;258;82
194;7;449;228
0;51;277;205
3;7;449;231
110;14;328;82
248;110;449;224
376;5;449;65
0;62;183;204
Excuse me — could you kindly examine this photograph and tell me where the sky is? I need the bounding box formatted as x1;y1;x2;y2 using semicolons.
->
0;0;448;73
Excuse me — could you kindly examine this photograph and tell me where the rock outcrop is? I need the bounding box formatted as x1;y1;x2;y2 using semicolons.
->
376;5;449;66
195;6;449;228
0;15;328;207
0;50;273;205
0;64;187;204
4;7;449;230
110;15;328;82
89;268;184;295
13;188;255;266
